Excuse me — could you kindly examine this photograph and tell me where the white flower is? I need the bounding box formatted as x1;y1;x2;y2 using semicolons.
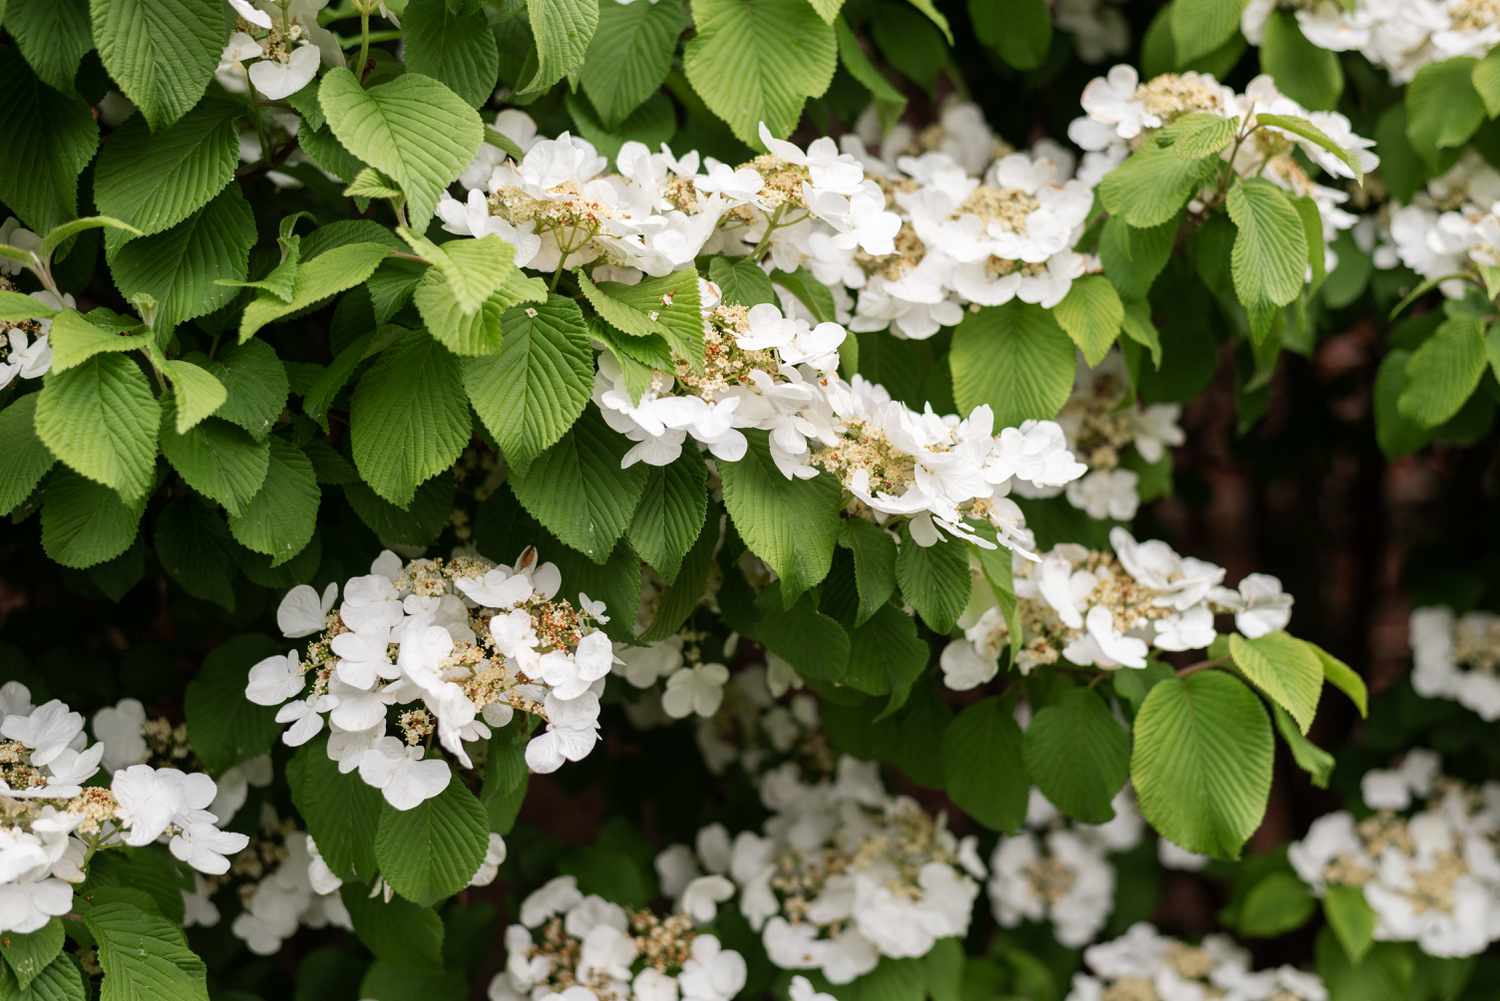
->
357;737;451;810
170;817;251;875
679;875;734;922
1;700;84;768
525;693;601;773
662;663;730;718
91;699;150;772
111;765;215;846
277;582;337;637
246;650;306;706
677;934;747;1001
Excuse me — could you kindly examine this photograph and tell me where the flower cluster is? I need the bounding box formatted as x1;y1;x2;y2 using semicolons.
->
724;757;984;984
1067;922;1328;1001
218;0;343;100
0;234;61;391
246;547;613;810
595;280;1085;554
486;874;747;1001
1242;0;1500;82
179;807;351;956
989;789;1144;948
1017;353;1184;521
1070;67;1376;262
91;697;272;823
1289;750;1500;958
1;684;248;933
1377;151;1500;297
941;528;1294;688
1410;605;1500;719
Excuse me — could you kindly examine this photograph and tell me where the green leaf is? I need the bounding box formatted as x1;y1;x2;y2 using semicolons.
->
463;295;595;468
84;900;209;1001
838;519;898;627
1473;47;1500;117
519;0;601;96
894;533;970;634
402;0;501;107
1171;0;1244;64
184;634;281;773
35;352;159;501
159;419;269;516
374;774;490;907
1131;671;1273;859
580;0;688;127
627;452;708;581
1398;315;1487;427
215;222;301;303
578;269;703;365
719;431;842;601
107;185;257;331
46;310;150;372
683;0;837;146
510;408;649;562
1121;300;1163;368
411;262;545;357
1226;177;1309;315
1023;688;1130;823
93;100;240;237
238;241;391;343
161;361;227;433
318;68;483;231
1373;350;1434;457
408;233;517;316
1100;141;1218;228
345;477;455;550
344;167;405;201
43;474;141;570
0;291;59;323
1053;274;1123;366
153;498;237;610
903;0;953;41
1259;10;1343;109
1307;641;1367;717
1407;57;1486;164
1233;870;1316;937
39;216;143;264
708;256;776;308
90;0;226;130
845;604;928;717
5;0;92;94
289;740;384;882
1272;702;1333;788
1228;630;1324;734
0;395;54;516
950;301;1076;426
0;48;99;234
341;888;445;969
1162;111;1237;159
941;697;1028;832
226;437;320;565
753;594;851;684
1323;884;1377;964
351;332;471;507
1257;112;1365;183
972;0;1049;70
203;339;289;439
0;920;65;990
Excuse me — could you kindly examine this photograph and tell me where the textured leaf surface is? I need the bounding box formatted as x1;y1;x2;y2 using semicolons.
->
942;697;1028;832
319;68;483;231
627;452;708;581
1132;672;1273;859
403;0;501;107
93;101;240;237
0;48;100;233
520;0;600;95
289;740;383;882
1229;631;1324;735
581;0;688;126
184;634;282;773
719;432;842;601
34;353;159;500
1398;316;1487;428
85;901;208;1001
41;469;145;569
950;301;1076;426
683;0;838;145
351;333;471;506
238;241;390;343
1226;177;1308;311
226;437;320;565
160;417;270;517
0;395;55;516
91;0;226;130
1023;689;1130;823
374;776;490;907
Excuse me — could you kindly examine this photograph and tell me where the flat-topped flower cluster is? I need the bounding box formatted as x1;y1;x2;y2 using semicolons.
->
709;757;984;984
1289;750;1500;958
942;528;1295;687
1410;605;1500;719
1068;921;1328;1000
1242;0;1500;82
595;279;1085;554
1071;66;1376;263
0;683;248;933
487;874;746;1001
1377;152;1500;297
247;547;613;810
